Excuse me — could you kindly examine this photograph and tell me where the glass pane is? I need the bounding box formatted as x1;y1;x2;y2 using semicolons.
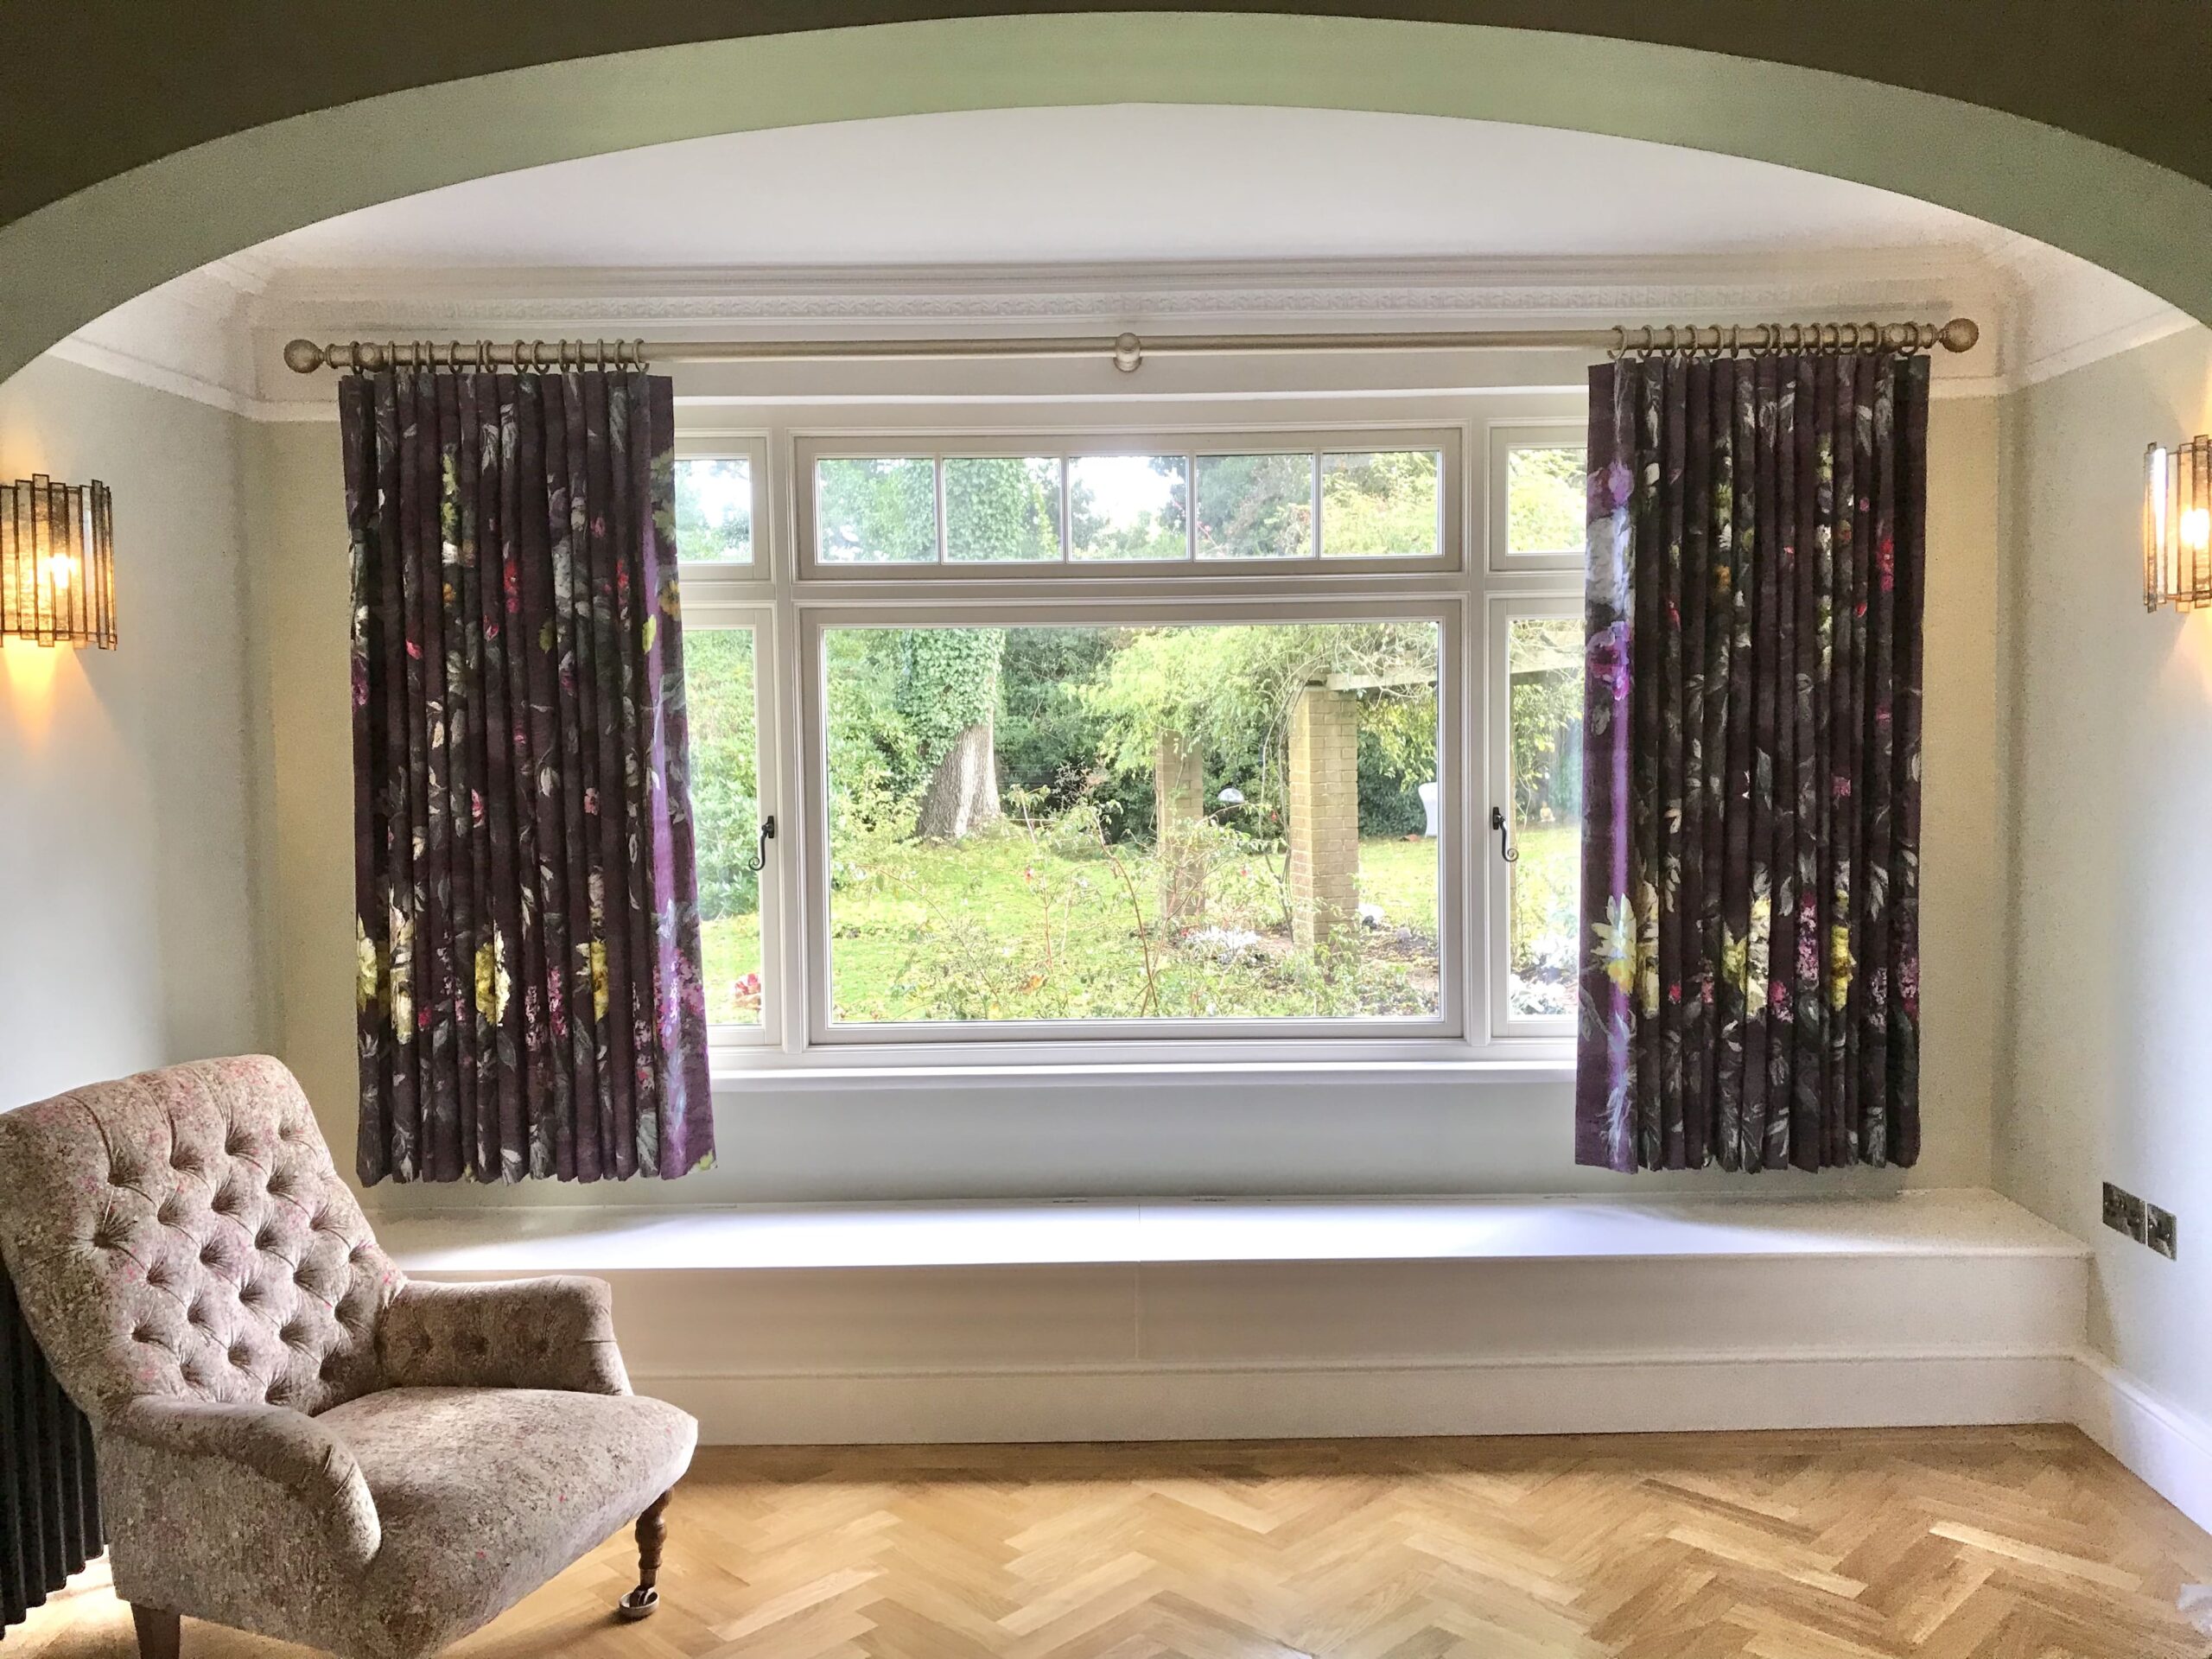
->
1194;454;1314;560
1069;454;1188;562
1506;616;1583;1019
687;629;766;1028
945;457;1063;563
675;456;753;563
823;620;1440;1025
1506;445;1586;557
815;456;936;564
1319;449;1441;558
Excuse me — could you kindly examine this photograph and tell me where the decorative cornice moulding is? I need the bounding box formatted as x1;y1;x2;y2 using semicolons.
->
39;242;2188;418
248;248;1997;331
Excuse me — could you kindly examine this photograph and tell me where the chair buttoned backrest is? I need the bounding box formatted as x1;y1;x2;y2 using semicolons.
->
0;1056;399;1426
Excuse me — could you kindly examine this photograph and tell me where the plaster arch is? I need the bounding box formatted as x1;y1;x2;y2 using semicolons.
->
4;14;2206;379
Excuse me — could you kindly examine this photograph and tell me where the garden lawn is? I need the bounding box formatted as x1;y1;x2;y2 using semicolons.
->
698;827;1446;1027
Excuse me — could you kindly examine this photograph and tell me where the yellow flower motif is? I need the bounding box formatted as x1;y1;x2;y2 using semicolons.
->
590;938;610;1021
1827;923;1855;1009
387;908;415;1035
354;918;384;1013
1592;895;1637;995
1745;889;1771;988
1720;926;1748;994
474;930;511;1024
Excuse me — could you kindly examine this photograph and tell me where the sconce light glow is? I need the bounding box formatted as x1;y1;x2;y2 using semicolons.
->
2145;438;2212;612
0;474;116;647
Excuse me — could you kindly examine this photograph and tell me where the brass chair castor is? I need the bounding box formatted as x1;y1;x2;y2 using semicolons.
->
617;1585;659;1621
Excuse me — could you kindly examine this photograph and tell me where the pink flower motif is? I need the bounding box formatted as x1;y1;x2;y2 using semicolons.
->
1586;620;1631;700
1602;459;1634;512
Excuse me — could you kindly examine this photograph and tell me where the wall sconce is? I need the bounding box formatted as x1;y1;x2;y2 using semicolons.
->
2145;437;2212;612
0;475;116;648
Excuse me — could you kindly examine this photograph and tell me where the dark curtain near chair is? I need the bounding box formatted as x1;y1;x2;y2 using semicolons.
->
340;369;714;1184
1575;352;1929;1173
0;1256;100;1635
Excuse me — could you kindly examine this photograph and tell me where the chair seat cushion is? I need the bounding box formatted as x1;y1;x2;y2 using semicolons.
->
315;1387;696;1659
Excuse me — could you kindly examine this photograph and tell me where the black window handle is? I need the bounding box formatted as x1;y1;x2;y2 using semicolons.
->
1491;805;1517;864
746;816;777;874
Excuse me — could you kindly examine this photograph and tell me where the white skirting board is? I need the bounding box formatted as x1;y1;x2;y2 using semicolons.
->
636;1350;2081;1446
2074;1352;2212;1535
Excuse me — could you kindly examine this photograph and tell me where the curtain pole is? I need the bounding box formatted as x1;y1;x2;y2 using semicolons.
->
282;318;1979;377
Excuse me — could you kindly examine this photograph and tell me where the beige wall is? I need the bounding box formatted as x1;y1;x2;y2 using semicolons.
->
1999;324;2212;1420
0;357;263;1108
245;393;2004;1208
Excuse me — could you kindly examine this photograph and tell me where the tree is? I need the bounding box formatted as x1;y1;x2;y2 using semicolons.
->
1082;621;1441;807
684;630;760;921
901;628;1004;839
674;458;753;561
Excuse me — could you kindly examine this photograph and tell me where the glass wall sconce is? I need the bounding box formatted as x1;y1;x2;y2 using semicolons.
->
0;475;116;647
2145;437;2212;612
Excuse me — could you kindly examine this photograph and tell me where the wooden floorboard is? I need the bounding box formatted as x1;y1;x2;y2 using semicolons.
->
14;1427;2212;1658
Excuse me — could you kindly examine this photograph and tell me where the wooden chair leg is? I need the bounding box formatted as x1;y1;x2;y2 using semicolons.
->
616;1489;671;1621
130;1605;181;1659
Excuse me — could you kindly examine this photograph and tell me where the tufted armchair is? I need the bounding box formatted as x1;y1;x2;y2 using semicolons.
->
0;1056;696;1659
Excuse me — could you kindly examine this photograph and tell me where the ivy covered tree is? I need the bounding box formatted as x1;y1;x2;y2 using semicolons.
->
1081;622;1440;813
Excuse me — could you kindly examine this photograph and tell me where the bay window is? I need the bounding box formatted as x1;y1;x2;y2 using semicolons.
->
675;412;1585;1067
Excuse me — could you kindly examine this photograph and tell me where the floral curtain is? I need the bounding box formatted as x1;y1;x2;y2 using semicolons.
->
341;369;714;1183
1576;352;1929;1173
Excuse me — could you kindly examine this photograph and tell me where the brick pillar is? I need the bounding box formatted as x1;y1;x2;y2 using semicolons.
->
1287;684;1359;949
1155;729;1207;927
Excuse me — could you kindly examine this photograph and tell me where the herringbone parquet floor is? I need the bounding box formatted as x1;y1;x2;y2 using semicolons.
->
16;1429;2212;1659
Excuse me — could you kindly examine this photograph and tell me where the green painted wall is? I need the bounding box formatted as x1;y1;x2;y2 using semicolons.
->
3;14;2208;378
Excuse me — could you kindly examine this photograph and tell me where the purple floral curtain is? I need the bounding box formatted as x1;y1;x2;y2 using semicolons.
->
340;370;713;1184
1576;352;1928;1173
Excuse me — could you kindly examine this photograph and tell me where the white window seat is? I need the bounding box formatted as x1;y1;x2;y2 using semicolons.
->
379;1186;2079;1272
379;1190;2086;1446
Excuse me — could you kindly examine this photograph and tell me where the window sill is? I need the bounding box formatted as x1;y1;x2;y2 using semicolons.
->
709;1047;1575;1090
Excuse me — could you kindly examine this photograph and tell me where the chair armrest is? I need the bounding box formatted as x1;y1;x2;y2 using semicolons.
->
105;1396;381;1578
378;1275;631;1395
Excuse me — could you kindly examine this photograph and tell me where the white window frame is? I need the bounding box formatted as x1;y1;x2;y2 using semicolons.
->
1486;419;1588;575
796;594;1466;1049
793;427;1462;581
673;433;772;569
1486;593;1583;1042
678;598;788;1057
668;403;1590;1075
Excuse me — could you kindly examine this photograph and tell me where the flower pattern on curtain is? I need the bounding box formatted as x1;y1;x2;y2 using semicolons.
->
341;369;714;1183
1575;352;1928;1173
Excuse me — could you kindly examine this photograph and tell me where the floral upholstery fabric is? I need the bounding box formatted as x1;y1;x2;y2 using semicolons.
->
315;1388;694;1659
0;1055;396;1425
0;1056;696;1659
380;1275;630;1395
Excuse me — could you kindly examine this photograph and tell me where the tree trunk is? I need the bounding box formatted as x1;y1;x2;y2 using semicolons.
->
913;717;1001;841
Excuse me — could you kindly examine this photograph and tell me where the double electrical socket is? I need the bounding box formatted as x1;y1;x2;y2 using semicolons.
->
2102;1181;2178;1259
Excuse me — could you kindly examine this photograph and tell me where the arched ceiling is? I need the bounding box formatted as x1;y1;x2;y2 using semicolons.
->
9;4;2208;234
3;14;2207;380
253;107;1999;273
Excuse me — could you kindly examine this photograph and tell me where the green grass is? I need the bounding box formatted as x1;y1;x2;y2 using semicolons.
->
699;827;1444;1026
1508;821;1580;1015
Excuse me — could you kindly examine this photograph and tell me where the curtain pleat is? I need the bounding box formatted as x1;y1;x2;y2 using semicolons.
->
343;369;713;1184
1575;352;1929;1173
0;1256;100;1634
